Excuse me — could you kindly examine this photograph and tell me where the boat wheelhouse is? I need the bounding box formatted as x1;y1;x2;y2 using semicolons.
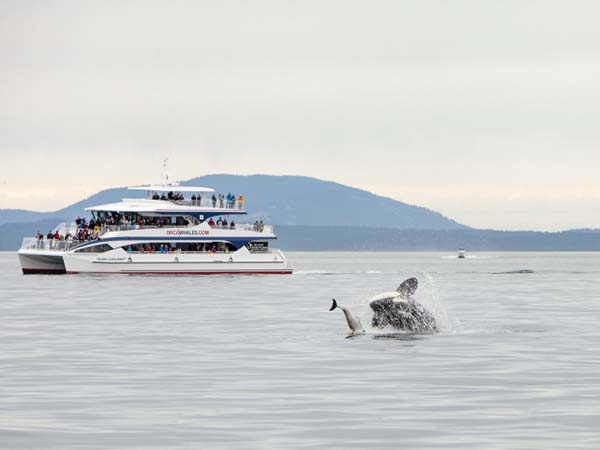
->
18;183;291;275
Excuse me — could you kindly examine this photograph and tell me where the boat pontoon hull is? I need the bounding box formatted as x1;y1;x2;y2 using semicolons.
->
18;252;66;274
62;247;291;275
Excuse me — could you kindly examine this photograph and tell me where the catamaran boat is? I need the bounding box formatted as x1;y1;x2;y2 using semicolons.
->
18;184;292;275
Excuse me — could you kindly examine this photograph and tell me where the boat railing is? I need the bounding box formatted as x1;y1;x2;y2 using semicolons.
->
20;237;86;252
100;224;190;234
177;198;245;210
21;221;275;250
101;223;274;234
135;196;246;210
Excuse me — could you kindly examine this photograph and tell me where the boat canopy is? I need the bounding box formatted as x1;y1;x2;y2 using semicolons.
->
128;185;215;193
85;199;198;213
84;199;246;217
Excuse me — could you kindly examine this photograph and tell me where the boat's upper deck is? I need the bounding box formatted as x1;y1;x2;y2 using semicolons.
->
86;197;246;215
86;184;247;217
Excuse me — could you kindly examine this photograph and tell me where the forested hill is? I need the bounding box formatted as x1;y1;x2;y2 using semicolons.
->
184;175;466;229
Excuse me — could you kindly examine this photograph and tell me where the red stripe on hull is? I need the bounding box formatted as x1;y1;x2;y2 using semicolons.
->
66;270;293;275
22;268;67;275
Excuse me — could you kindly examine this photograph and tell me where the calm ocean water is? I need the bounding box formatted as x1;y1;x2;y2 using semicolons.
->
1;251;599;449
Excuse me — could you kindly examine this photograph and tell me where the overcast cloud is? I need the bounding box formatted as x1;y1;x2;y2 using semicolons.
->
1;0;599;230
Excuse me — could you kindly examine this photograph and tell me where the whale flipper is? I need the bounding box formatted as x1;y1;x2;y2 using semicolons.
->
396;277;418;299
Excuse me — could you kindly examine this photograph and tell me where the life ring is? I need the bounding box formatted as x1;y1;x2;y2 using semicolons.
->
228;257;233;263
127;257;132;263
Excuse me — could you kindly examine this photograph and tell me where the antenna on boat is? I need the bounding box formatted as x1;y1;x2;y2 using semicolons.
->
161;158;169;185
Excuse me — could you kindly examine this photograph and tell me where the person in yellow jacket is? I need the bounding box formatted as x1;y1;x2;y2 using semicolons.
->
237;195;244;209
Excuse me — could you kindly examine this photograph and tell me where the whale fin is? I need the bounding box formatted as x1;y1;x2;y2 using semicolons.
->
396;277;418;299
329;298;338;311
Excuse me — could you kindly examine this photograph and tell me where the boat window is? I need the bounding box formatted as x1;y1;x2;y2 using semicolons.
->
247;241;269;253
74;243;113;253
120;241;238;253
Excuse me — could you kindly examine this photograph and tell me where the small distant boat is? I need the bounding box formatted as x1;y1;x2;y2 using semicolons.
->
457;248;466;259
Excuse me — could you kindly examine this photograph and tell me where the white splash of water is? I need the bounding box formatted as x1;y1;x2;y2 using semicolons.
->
440;255;493;259
295;270;382;276
294;270;341;275
411;273;452;333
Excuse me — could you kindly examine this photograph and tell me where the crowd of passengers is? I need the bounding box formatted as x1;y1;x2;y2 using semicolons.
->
35;214;171;243
208;217;235;229
126;242;236;253
36;217;102;242
35;211;267;245
151;191;244;209
206;218;265;231
90;214;174;229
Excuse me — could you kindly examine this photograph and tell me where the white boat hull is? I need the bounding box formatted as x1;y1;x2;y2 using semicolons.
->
18;251;66;274
62;247;292;275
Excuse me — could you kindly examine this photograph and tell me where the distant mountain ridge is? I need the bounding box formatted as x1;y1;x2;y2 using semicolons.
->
0;209;58;226
0;174;467;229
2;175;599;251
276;226;600;251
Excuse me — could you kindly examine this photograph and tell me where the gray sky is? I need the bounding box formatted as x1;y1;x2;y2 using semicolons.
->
1;0;600;230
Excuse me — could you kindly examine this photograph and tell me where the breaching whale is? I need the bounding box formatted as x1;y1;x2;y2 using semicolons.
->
329;298;365;336
369;278;438;333
330;278;438;335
